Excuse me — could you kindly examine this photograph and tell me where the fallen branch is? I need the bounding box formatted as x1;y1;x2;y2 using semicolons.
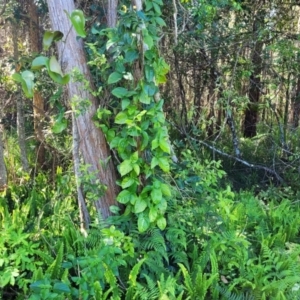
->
171;121;284;184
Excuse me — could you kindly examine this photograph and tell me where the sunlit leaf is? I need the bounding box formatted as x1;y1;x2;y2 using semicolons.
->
119;159;133;176
66;10;86;38
135;198;147;213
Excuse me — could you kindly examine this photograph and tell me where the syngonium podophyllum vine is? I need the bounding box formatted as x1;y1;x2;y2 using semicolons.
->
94;0;172;232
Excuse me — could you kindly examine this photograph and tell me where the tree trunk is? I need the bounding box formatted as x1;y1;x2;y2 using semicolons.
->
107;0;118;27
12;23;29;173
243;13;264;138
0;101;7;191
28;0;46;169
46;0;118;219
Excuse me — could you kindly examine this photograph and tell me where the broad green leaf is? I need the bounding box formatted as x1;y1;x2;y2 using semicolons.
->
115;111;128;124
157;216;167;230
153;2;162;15
159;139;170;153
149;206;158;222
139;90;150;104
135;198;147;213
43;31;63;50
157;197;167;213
138;213;150;232
155;17;166;26
161;184;171;197
141;131;149;150
52;119;68;133
108;72;123;84
130;151;139;163
49;56;63;75
31;56;49;70
21;70;35;98
125;50;139;63
119;159;133;176
151;188;162;204
112;87;128;98
144;34;153;49
12;73;22;82
67;10;86;38
151;139;159;150
53;282;71;294
117;190;135;204
151;157;159;169
121;177;136;189
121;99;130;110
133;164;140;175
145;65;154;82
158;157;170;172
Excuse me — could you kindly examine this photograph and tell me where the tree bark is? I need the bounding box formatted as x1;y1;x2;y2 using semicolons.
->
0;100;7;191
107;0;118;27
243;13;264;138
28;0;46;169
12;22;29;173
46;0;119;219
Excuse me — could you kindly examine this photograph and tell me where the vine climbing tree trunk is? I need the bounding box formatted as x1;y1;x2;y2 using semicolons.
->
46;0;119;219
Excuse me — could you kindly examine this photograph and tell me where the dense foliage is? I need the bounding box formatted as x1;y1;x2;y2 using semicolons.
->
2;0;300;299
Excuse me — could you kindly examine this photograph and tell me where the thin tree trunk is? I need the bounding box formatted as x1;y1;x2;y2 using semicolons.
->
0;104;7;191
12;23;29;173
72;112;90;232
46;0;119;219
28;0;46;169
243;13;264;138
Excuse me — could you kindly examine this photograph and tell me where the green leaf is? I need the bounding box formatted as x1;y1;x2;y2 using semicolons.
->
119;159;133;176
117;190;135;204
151;156;159;169
122;99;130;110
151;139;159;150
52;119;68;133
135;198;147;213
112;87;129;98
144;34;154;49
145;65;154;82
115;111;128;124
20;70;35;98
155;17;166;26
108;72;123;84
158;157;170;172
138;213;150;232
67;10;86;38
159;139;170;153
139;90;150;104
121;177;136;189
151;188;162;204
43;31;63;50
161;184;171;197
12;73;22;82
149;206;158;222
157;216;166;230
31;56;49;70
153;2;162;15
133;164;140;175
49;56;63;75
125;50;139;63
53;282;71;294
